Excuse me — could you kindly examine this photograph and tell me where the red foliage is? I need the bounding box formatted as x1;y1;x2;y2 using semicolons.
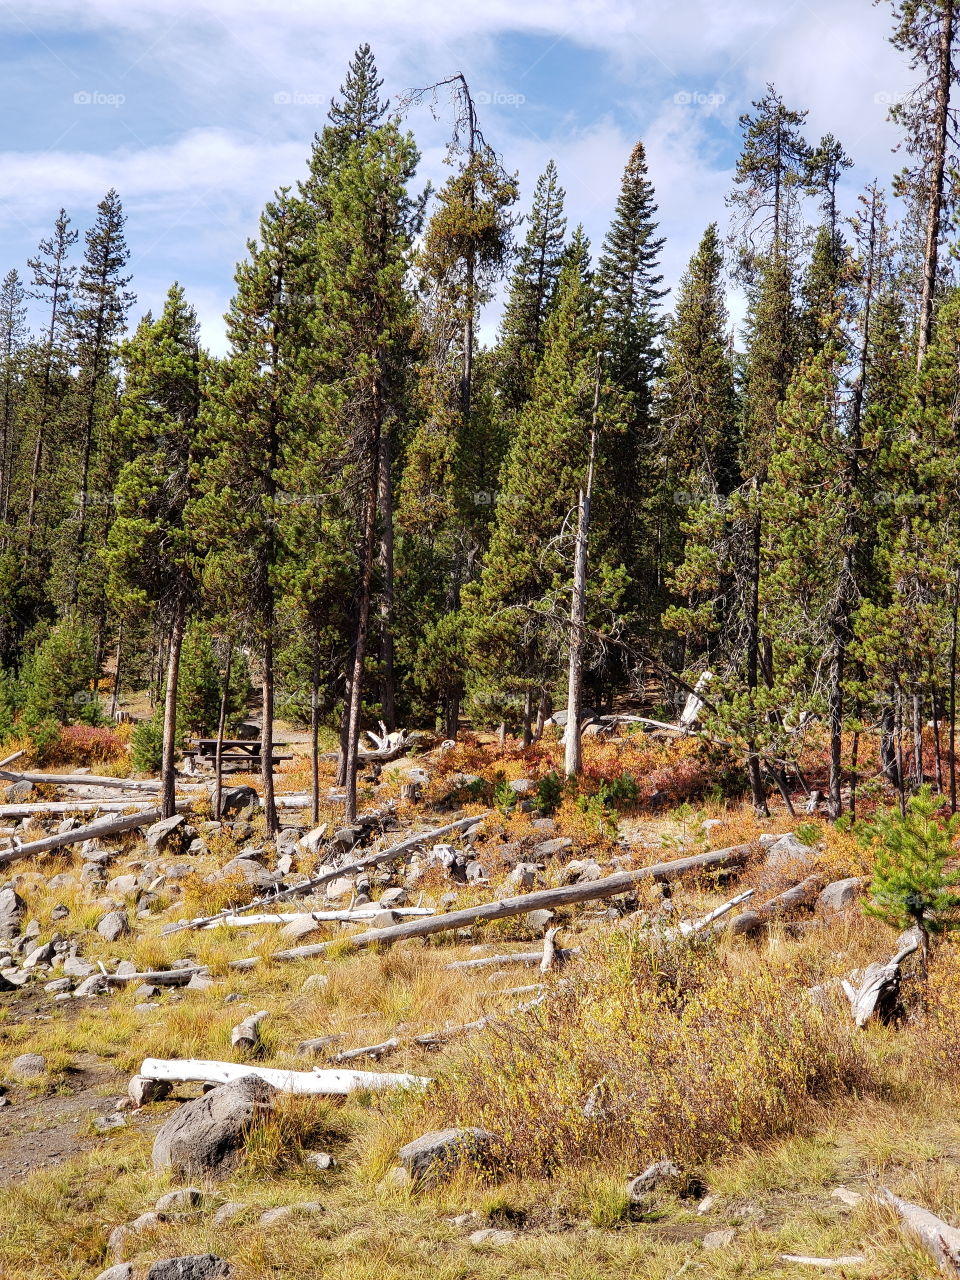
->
46;725;128;767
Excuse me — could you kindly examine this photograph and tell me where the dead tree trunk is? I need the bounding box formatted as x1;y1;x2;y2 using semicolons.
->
212;640;233;821
160;606;186;820
565;374;598;779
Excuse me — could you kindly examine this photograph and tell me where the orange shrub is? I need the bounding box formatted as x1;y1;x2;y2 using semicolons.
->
45;724;128;768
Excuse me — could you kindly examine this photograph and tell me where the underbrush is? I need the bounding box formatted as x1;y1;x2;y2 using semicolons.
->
424;931;874;1175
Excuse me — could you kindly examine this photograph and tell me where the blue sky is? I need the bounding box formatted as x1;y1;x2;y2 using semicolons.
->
1;0;913;352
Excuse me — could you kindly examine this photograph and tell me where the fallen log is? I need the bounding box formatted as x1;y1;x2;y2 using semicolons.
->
231;1009;268;1054
333;1037;399;1063
138;1056;430;1095
842;932;920;1027
0;799;162;818
0;768;161;792
106;967;207;987
670;888;755;938
161;812;490;935
0;750;25;769
196;907;436;929
727;876;823;936
0;807;173;867
778;1257;867;1268
266;843;756;963
878;1186;960;1276
445;947;580;971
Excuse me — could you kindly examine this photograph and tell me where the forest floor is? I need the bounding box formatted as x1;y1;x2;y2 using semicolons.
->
0;723;957;1279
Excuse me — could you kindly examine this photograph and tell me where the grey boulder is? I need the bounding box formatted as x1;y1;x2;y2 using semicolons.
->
397;1127;503;1183
816;877;866;918
97;910;130;942
152;1075;275;1179
0;887;25;939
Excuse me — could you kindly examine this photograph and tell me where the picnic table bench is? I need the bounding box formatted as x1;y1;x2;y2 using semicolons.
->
181;739;293;774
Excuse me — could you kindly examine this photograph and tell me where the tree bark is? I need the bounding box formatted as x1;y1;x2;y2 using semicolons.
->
378;430;397;733
160;606;186;819
310;658;320;827
212;640;233;821
344;436;381;824
261;628;278;836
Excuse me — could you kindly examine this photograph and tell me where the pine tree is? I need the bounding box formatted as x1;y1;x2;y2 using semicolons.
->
105;283;202;816
658;223;739;496
0;270;28;544
67;190;134;620
465;241;627;737
496;160;567;417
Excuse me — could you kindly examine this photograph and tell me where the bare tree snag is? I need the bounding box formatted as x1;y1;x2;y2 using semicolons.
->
841;932;920;1027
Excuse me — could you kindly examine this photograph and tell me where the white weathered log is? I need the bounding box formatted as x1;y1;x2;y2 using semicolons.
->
679;671;713;728
231;1009;268;1053
267;843;756;963
333;1037;400;1063
0;799;163;818
0;806;176;866
540;926;561;973
161;813;488;935
0;768;161;792
138;1057;430;1094
878;1186;960;1276
673;889;755;937
107;967;208;987
842;934;920;1027
0;750;25;768
726;876;823;936
445;948;579;972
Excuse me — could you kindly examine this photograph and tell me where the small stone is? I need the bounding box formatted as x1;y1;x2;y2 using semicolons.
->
212;1201;245;1226
109;1211;161;1254
380;887;408;909
301;973;330;993
63;956;96;977
831;1185;863;1207
129;1075;172;1108
703;1228;736;1250
50;904;70;921
94;1112;126;1133
23;941;56;969
381;1165;410;1188
186;973;215;991
94;1266;134;1280
304;1150;336;1170
146;813;190;856
469;1228;516;1246
44;978;72;993
525;909;554;933
324;876;355;901
97;911;130;942
816;877;867;918
697;1194;716;1215
626;1160;682;1201
106;874;141;897
134;983;160;999
74;973;111;997
10;1053;46;1077
145;1256;231;1280
155;1186;203;1213
259;1205;293;1225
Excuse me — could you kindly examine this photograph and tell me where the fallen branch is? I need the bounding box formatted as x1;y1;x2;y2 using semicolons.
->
0;799;163;819
878;1186;960;1276
332;1038;399;1063
540;926;561;973
0;807;178;867
842;932;920;1027
266;843;755;963
138;1057;430;1095
778;1257;867;1268
445;948;580;972
106;967;207;987
669;888;755;938
161;813;489;936
196;907;435;930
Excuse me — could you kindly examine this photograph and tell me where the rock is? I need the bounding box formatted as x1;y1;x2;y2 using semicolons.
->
94;1266;134;1280
301;973;329;994
324;876;355;901
831;1185;863;1207
469;1229;516;1246
380;887;408;909
146;814;192;857
626;1160;682;1202
703;1228;736;1250
145;1257;231;1280
507;778;535;795
108;1211;161;1254
499;864;539;895
97;911;130;942
0;887;25;939
697;1194;716;1214
186;973;215;991
50;904;70;921
155;1186;203;1213
74;973;111;997
106;873;141;897
381;1165;411;1188
129;1075;172;1107
258;1203;322;1226
764;833;817;872
397;1128;503;1184
305;1150;336;1170
11;1052;46;1077
152;1074;276;1180
219;785;260;818
4;780;32;803
212;1201;245;1225
23;940;56;969
63;955;96;977
299;824;328;854
44;978;72;993
333;826;362;848
525;909;554;933
213;857;281;890
134;983;160;999
532;837;573;859
94;1112;126;1133
116;960;138;976
816;877;866;918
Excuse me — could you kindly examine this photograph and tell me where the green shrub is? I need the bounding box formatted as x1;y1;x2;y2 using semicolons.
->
130;710;165;773
20;621;97;725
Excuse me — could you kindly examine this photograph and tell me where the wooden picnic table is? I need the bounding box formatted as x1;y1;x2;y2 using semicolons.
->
181;739;293;774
